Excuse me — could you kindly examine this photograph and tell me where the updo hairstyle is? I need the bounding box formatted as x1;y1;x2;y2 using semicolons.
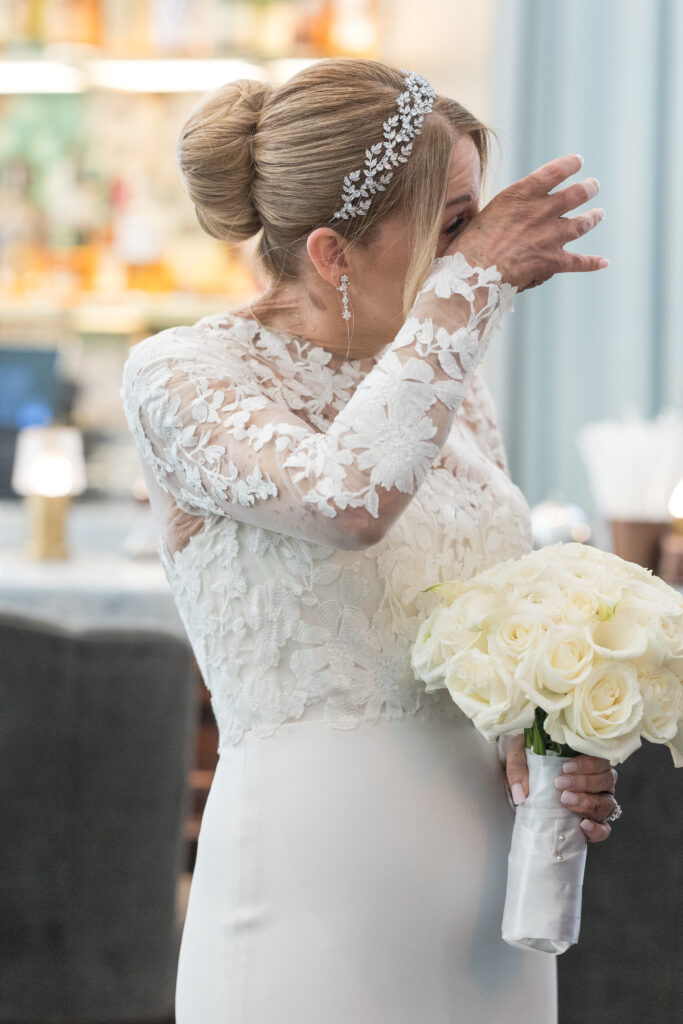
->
177;58;490;313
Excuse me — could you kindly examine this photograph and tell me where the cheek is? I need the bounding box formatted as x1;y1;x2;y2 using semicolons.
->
370;249;410;303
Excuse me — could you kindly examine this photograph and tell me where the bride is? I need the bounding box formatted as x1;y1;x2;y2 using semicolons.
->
122;58;620;1023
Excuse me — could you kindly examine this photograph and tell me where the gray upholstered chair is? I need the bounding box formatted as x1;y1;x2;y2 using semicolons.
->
0;612;197;1023
558;738;683;1024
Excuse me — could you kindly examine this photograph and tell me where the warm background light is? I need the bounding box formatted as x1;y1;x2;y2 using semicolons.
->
668;479;683;521
12;426;87;498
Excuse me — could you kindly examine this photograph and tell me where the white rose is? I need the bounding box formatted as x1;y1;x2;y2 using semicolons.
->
639;665;683;743
444;647;535;740
564;585;602;625
477;550;547;588
515;626;595;711
655;613;683;658
411;604;480;691
666;721;683;767
488;614;553;664
471;557;517;589
544;659;644;765
587;619;649;661
449;587;504;632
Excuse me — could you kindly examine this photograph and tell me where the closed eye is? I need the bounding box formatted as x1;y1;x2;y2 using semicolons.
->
443;217;466;236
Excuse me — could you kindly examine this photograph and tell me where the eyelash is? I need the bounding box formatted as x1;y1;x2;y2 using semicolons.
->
444;217;465;236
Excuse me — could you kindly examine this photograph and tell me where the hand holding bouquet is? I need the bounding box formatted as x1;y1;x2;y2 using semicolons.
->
410;542;683;953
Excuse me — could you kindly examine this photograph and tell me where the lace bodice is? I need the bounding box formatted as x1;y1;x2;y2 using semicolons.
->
121;253;533;749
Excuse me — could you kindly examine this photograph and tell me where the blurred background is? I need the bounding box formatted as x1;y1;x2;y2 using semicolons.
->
0;3;681;1023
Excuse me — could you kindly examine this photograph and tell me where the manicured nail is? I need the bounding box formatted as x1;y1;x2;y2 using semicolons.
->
511;783;526;805
562;762;578;773
599;258;610;268
579;818;596;833
597;208;606;220
554;775;573;790
576;154;584;166
560;790;579;806
592;177;600;190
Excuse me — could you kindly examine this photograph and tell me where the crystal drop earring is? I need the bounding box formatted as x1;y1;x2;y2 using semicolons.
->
337;273;351;322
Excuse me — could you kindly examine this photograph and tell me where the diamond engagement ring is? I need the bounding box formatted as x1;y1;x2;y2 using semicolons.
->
604;798;623;824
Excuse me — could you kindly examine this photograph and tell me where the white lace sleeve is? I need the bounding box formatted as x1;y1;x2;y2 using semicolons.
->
121;253;516;550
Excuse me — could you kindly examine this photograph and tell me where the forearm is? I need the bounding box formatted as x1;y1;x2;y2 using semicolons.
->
283;253;517;543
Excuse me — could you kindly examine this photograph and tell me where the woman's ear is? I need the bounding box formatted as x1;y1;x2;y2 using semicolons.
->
306;227;348;287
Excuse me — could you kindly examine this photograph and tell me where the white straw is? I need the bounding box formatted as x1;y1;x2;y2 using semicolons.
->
576;408;683;520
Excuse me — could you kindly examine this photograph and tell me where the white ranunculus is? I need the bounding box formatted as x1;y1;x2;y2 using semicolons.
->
553;558;607;592
444;647;535;740
544;659;644;765
507;580;565;622
587;619;649;661
639;665;683;743
514;627;595;712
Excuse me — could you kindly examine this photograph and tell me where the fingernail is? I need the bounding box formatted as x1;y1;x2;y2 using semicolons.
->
562;762;578;773
560;790;579;806
599;257;610;268
511;783;526;805
592;177;600;189
597;207;606;220
554;775;573;790
580;818;596;833
576;154;584;167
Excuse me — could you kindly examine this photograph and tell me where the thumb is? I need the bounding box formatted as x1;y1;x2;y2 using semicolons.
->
505;733;528;805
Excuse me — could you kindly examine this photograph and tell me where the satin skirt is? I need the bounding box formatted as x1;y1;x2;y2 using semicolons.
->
176;704;557;1023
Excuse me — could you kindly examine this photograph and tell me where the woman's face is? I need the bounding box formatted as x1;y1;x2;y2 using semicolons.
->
350;133;482;344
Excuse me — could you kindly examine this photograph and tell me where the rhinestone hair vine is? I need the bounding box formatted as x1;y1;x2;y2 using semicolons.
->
332;69;436;221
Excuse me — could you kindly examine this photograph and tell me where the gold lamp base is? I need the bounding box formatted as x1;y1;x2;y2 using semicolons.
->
26;494;71;560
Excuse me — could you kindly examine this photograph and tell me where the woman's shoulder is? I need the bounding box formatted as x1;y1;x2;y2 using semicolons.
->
121;313;260;388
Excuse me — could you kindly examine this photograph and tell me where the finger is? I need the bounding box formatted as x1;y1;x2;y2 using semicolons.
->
554;767;618;795
551;176;600;214
561;755;616;776
558;790;617;820
521;153;584;195
579;818;612;843
557;252;610;273
560;206;606;243
505;733;528;804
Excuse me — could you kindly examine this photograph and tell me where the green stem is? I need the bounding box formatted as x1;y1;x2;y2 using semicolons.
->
524;706;579;758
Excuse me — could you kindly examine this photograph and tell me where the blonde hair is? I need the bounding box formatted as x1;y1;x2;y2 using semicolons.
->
177;58;490;315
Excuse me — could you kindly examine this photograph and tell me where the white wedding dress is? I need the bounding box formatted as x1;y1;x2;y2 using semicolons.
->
121;254;557;1023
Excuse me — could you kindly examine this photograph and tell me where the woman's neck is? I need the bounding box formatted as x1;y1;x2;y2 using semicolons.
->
238;280;394;362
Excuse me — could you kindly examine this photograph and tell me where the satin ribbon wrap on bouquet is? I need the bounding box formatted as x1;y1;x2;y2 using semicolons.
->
502;750;587;954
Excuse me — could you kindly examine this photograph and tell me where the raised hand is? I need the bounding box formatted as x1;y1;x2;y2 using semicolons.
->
451;154;608;291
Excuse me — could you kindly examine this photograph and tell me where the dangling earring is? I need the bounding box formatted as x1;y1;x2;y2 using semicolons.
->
337;273;351;321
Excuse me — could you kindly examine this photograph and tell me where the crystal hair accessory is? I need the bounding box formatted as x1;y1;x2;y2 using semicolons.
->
332;69;436;221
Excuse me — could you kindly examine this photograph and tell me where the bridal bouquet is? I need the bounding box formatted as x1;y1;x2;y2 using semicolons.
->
410;541;683;954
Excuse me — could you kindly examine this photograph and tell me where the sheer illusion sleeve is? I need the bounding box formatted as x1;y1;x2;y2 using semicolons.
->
121;252;516;550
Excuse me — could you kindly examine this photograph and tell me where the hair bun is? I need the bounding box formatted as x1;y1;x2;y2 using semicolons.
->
177;79;274;243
